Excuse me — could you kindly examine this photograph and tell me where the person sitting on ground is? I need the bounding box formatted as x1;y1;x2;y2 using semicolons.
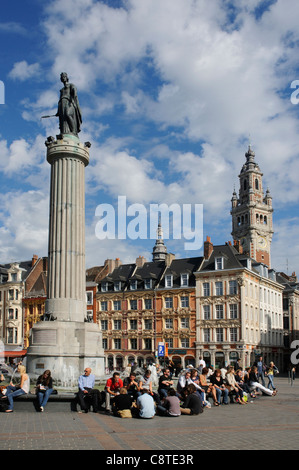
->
135;389;155;419
138;369;161;405
180;384;204;415
248;366;277;397
112;387;133;418
157;388;181;417
199;367;219;406
225;366;247;404
209;369;229;405
177;370;192;398
36;369;54;412
77;367;101;413
158;368;174;399
123;372;139;401
3;365;30;413
105;372;124;412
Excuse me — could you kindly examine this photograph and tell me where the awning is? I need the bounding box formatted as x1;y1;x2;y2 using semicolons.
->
0;350;27;358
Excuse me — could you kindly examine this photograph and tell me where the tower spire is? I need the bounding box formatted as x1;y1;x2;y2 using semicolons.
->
152;215;168;262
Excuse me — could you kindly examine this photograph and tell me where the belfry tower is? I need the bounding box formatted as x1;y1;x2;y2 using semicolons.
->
231;145;274;267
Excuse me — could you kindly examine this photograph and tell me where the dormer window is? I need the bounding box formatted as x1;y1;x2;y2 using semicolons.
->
114;281;121;291
101;282;108;292
180;273;189;287
144;279;152;289
165;275;173;288
215;257;224;270
130;280;137;290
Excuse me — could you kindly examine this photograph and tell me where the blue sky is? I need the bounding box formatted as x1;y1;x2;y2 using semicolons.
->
0;0;299;275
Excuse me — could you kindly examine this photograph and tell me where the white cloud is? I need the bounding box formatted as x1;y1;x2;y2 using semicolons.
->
9;61;41;81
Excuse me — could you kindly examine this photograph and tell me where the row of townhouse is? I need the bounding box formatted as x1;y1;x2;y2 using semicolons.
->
96;236;288;372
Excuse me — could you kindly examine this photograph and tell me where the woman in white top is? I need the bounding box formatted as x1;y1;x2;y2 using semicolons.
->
5;365;30;413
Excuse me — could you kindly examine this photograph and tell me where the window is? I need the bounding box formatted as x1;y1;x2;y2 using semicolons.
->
11;273;17;282
86;291;93;305
8;308;14;320
130;280;137;290
165;275;173;288
216;328;224;342
144;338;152;350
181;317;189;329
8;289;14;300
144;319;152;330
165;318;173;329
229;304;238;319
101;320;108;330
181;296;189;308
165;297;173;309
113;300;121;311
114;281;121;291
203;304;210;320
7;327;17;344
165;338;173;348
101;282;108;292
181;337;190;348
229;280;238;295
130;338;137;350
144;298;152;310
144;279;152;289
130;299;138;310
215;257;224;270
216;304;224;319
130;319;137;330
215;281;223;296
203;282;210;296
114;319;121;330
230;328;238;342
100;301;108;311
102;338;107;349
114;338;121;349
180;273;189;287
203;328;211;342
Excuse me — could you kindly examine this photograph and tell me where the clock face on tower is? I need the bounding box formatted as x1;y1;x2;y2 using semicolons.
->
257;236;267;249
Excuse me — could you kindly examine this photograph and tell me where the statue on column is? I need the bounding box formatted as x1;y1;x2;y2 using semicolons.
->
56;72;82;136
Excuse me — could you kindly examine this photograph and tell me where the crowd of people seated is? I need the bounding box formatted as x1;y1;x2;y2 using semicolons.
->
101;357;279;418
0;356;278;416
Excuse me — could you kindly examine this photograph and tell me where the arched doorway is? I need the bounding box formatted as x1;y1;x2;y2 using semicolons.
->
215;351;225;369
203;351;211;368
115;355;123;371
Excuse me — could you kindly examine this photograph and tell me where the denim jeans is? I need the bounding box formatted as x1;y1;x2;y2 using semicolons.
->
6;385;26;410
215;387;229;404
267;375;275;390
37;388;53;408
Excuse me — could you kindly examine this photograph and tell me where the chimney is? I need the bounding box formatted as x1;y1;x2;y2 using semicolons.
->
204;236;213;260
32;254;38;267
115;257;122;268
136;255;147;268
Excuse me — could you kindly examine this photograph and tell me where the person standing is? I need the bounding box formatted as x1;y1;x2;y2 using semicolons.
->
265;362;279;391
255;356;266;386
36;370;53;412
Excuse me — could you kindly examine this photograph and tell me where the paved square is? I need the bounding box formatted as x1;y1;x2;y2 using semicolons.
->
0;377;298;451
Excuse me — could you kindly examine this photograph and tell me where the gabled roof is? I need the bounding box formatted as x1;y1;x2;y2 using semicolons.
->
200;244;245;272
164;257;203;287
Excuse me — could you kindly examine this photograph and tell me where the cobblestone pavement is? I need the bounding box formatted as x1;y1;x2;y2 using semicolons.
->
0;377;298;452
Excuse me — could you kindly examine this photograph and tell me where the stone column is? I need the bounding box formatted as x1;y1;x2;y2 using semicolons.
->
46;135;88;322
26;135;105;385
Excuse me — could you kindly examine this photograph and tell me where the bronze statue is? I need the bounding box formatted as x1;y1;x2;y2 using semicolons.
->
42;73;82;137
56;72;82;136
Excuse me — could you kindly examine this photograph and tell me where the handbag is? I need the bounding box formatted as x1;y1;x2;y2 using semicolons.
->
118;409;132;418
